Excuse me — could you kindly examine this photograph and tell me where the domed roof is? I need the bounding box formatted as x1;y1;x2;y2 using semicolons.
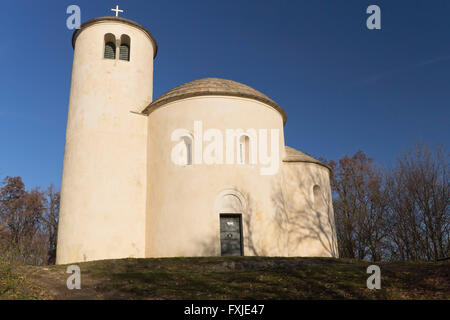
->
141;78;287;123
283;146;331;171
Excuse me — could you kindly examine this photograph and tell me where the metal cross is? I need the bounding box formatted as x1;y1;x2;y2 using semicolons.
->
111;5;124;17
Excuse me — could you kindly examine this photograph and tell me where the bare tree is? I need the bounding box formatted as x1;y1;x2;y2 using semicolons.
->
0;177;60;265
325;143;448;262
41;185;60;264
324;151;389;261
386;143;449;261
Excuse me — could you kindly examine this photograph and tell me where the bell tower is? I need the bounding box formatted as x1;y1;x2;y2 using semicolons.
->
56;13;157;264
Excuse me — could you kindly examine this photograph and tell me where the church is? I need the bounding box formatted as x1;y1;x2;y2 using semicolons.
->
56;13;338;264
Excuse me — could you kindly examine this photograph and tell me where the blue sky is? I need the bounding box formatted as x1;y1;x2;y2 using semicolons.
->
0;0;449;189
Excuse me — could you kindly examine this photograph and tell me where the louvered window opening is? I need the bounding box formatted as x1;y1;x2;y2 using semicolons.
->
119;44;130;61
104;42;116;59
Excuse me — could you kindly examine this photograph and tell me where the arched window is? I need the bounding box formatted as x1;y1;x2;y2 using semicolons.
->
119;44;129;61
238;135;250;164
171;130;193;166
104;33;116;59
183;136;193;165
119;34;131;61
104;42;116;59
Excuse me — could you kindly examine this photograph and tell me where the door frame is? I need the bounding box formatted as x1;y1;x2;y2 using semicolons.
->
219;213;244;256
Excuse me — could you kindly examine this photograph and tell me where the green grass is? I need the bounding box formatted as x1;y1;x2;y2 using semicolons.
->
0;257;42;299
1;257;448;299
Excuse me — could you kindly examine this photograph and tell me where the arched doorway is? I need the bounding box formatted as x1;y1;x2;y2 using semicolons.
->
215;190;246;256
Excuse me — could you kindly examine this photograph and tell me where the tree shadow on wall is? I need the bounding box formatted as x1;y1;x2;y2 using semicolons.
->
196;188;263;257
237;188;290;257
271;165;338;257
193;171;338;258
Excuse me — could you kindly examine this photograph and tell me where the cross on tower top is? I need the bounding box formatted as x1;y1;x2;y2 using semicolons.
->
111;5;124;17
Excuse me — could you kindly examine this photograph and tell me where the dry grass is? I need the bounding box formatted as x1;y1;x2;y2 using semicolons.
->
1;257;448;300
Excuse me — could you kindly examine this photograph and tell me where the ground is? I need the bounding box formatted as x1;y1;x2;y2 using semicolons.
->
0;257;448;299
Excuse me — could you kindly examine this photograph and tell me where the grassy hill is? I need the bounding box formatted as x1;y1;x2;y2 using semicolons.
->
1;257;448;299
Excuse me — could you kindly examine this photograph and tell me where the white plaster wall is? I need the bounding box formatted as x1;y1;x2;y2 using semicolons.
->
280;162;338;257
56;21;155;264
145;96;289;257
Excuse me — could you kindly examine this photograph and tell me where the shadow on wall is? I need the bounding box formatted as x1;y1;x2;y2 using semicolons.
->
272;164;338;257
195;234;219;256
192;188;265;257
196;189;263;257
239;190;260;256
191;166;338;258
235;188;288;257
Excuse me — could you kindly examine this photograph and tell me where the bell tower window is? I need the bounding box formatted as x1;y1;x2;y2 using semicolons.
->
119;34;131;61
104;33;116;59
